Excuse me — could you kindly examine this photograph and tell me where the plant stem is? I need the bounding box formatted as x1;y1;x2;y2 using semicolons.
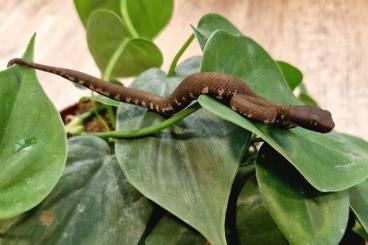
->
103;38;129;81
167;34;195;77
90;91;111;131
102;40;129;129
65;107;106;135
84;103;201;138
121;1;139;38
106;106;116;127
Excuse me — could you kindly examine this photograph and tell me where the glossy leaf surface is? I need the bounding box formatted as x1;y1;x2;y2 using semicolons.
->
0;136;152;244
236;176;287;245
115;57;250;245
87;10;162;78
0;35;66;219
198;30;368;191
256;144;349;245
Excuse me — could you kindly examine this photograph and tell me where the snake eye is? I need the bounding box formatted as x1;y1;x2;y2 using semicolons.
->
311;120;318;127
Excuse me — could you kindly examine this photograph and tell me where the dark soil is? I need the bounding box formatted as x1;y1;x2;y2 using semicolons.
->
60;100;114;132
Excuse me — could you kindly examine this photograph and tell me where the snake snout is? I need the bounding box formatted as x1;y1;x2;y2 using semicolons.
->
318;110;335;133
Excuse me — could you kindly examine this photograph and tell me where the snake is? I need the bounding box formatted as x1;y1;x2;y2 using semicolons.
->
7;58;335;133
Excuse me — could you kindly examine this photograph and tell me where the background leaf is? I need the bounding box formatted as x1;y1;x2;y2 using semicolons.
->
350;180;368;232
145;214;206;245
298;92;319;107
74;0;121;27
87;10;163;78
198;30;368;192
0;136;152;245
236;176;287;245
115;57;250;245
0;35;66;219
256;144;349;245
276;61;303;91
121;0;174;38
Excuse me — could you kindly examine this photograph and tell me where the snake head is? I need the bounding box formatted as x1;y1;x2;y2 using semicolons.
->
288;105;335;133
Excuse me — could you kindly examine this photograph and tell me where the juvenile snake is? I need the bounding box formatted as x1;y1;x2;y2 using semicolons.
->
7;58;335;133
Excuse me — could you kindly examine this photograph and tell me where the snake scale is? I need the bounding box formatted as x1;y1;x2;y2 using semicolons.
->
7;58;335;133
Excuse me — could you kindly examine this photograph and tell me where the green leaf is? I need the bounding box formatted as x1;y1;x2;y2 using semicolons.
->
121;0;174;38
350;180;368;232
193;13;241;50
145;215;206;245
0;136;152;244
89;95;120;107
353;220;368;240
0;35;67;219
198;13;241;37
191;26;207;51
276;61;303;91
87;10;163;78
256;144;349;245
198;30;368;191
74;0;121;27
236;176;287;245
298;92;319;107
112;38;163;77
115;57;250;245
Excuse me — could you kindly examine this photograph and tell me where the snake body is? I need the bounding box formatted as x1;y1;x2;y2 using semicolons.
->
7;58;335;133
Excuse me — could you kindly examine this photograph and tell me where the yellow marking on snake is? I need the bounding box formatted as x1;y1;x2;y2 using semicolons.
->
201;87;209;93
174;98;181;106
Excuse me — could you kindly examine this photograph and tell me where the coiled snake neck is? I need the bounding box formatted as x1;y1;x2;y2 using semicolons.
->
7;58;335;133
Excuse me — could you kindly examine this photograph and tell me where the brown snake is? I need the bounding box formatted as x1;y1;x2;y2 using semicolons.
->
7;58;335;133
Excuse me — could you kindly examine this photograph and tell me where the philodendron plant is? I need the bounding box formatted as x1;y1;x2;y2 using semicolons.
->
0;1;367;244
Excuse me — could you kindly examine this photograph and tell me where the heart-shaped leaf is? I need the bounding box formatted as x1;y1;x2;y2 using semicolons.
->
194;13;241;50
87;10;163;78
115;57;250;245
0;136;152;244
256;144;349;245
198;30;368;192
121;0;174;38
0;35;67;219
350;179;368;232
236;176;287;245
74;0;121;27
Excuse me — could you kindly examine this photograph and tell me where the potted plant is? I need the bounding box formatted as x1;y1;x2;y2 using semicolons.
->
0;0;367;244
